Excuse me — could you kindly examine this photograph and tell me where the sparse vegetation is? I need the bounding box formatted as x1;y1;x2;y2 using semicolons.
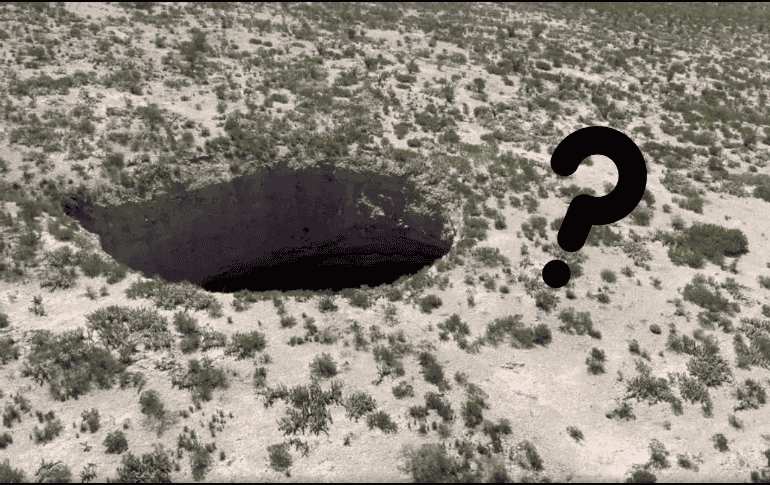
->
0;2;767;481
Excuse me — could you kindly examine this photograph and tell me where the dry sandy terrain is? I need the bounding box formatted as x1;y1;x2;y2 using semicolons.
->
1;2;770;482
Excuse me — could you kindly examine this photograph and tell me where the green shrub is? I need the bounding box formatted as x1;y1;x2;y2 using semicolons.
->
567;426;584;442
0;313;9;329
419;294;443;314
340;289;372;309
392;381;414;399
2;403;21;428
104;430;129;454
80;408;100;433
687;351;733;387
310;353;338;379
425;392;454;422
403;443;473;483
174;312;199;335
647;438;670;469
0;431;11;449
533;323;553;345
461;398;485;429
682;275;737;316
139;390;166;421
559;308;600;337
190;447;212;481
85;304;173;352
40;266;79;292
586;348;606;375
600;269;617;283
224;331;267;360
0;458;26;483
79;251;108;277
678;373;711;405
0;336;20;365
33;418;64;444
679;223;749;267
171;357;228;402
366;410;398;433
267;443;292;472
535;290;559;313
606;401;636;420
344;392;377;422
318;295;338;312
33;460;72;483
514;440;544;471
734;378;767;411
437;314;470;343
712;433;729;452
626;469;657;483
113;444;173;483
409;405;429;421
650;324;662;335
21;328;125;401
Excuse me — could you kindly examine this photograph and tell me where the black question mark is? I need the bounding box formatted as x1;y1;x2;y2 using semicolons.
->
542;126;647;289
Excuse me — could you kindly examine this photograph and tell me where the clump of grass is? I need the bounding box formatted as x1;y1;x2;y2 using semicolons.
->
567;426;584;442
309;353;338;379
104;430;129;454
170;357;228;402
267;443;292;472
600;269;617;283
712;433;729;452
419;294;443;314
224;330;267;360
343;391;377;422
33;416;64;444
366;410;398;433
586;347;606;375
80;408;100;433
392;381;414;399
559;307;601;339
606;401;636;421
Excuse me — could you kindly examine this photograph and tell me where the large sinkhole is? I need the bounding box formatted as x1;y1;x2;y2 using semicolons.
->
69;162;454;293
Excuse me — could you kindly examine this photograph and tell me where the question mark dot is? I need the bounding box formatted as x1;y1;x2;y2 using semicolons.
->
543;260;570;289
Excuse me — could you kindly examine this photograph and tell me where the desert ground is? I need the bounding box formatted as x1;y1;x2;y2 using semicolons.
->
1;2;770;482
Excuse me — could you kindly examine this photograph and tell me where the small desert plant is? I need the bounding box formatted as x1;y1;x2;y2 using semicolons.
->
647;439;670;469
601;269;617;283
318;295;338;312
139;390;166;421
224;331;267;360
366;410;398;433
712;433;729;452
402;443;472;483
567;426;584;442
0;431;12;449
343;391;377;422
419;294;443;314
310;353;338;379
171;357;229;402
606;401;636;420
586;347;607;375
734;378;767;411
33;418;64;444
392;381;414;399
513;440;544;471
80;408;101;433
626;469;658;483
113;444;174;483
104;430;129;454
267;443;292;472
34;460;72;483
